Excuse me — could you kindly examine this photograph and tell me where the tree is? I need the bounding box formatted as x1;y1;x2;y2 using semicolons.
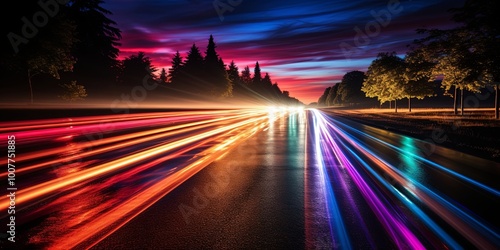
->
227;60;246;96
67;0;122;92
449;0;500;118
180;43;204;94
59;81;87;101
119;52;156;87
168;51;183;85
1;4;77;103
253;62;262;85
159;68;167;84
326;83;340;106
414;28;485;115
203;35;232;98
404;49;436;112
337;71;367;106
362;52;406;112
318;87;331;107
241;66;252;86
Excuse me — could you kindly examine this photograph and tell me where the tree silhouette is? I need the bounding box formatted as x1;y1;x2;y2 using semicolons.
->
203;35;232;97
67;0;122;94
326;83;340;106
337;71;369;106
241;66;252;86
253;62;262;85
159;68;167;84
119;52;156;87
450;0;500;118
318;87;331;107
168;51;183;85
228;60;247;96
163;36;301;105
178;43;204;94
1;1;77;103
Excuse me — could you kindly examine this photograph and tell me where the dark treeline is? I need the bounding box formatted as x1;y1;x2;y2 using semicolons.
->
0;0;301;106
317;0;499;118
164;35;301;105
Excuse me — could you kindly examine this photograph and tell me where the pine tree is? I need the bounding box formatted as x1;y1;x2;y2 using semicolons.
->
181;43;204;93
168;51;183;85
159;68;167;84
67;0;122;93
203;35;232;97
241;66;252;86
227;60;244;96
253;62;262;84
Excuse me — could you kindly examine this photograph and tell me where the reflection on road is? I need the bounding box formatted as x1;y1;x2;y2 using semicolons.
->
309;109;499;249
0;108;498;249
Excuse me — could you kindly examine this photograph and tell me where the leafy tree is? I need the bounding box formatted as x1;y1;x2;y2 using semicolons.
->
414;28;484;115
403;49;436;112
318;87;331;107
1;3;77;103
326;83;340;106
450;0;500;118
59;81;87;101
337;71;367;106
362;52;406;112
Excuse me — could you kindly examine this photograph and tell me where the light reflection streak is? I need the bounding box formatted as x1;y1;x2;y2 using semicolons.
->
311;113;352;249
311;109;424;249
3;108;498;249
0;109;286;249
309;109;500;249
0;111;259;177
325;116;500;197
1;111;272;211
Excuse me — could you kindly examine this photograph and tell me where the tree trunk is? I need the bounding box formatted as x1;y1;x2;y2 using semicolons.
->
460;88;464;116
453;86;458;115
389;100;392;109
408;97;412;112
395;99;398;113
495;83;499;119
28;69;34;104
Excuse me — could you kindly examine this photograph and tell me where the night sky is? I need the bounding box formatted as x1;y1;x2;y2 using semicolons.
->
102;0;462;104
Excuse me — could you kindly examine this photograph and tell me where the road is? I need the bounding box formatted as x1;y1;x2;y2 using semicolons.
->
0;108;498;249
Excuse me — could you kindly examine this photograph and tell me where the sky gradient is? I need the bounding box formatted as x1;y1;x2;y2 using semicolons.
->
102;0;462;104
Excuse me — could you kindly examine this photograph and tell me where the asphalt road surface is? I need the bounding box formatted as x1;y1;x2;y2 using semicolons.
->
0;108;498;249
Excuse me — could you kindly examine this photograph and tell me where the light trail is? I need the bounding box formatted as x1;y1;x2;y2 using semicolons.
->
0;110;260;177
0;109;286;249
2;108;497;249
1;110;272;211
311;113;352;249
309;109;500;249
310;109;424;249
